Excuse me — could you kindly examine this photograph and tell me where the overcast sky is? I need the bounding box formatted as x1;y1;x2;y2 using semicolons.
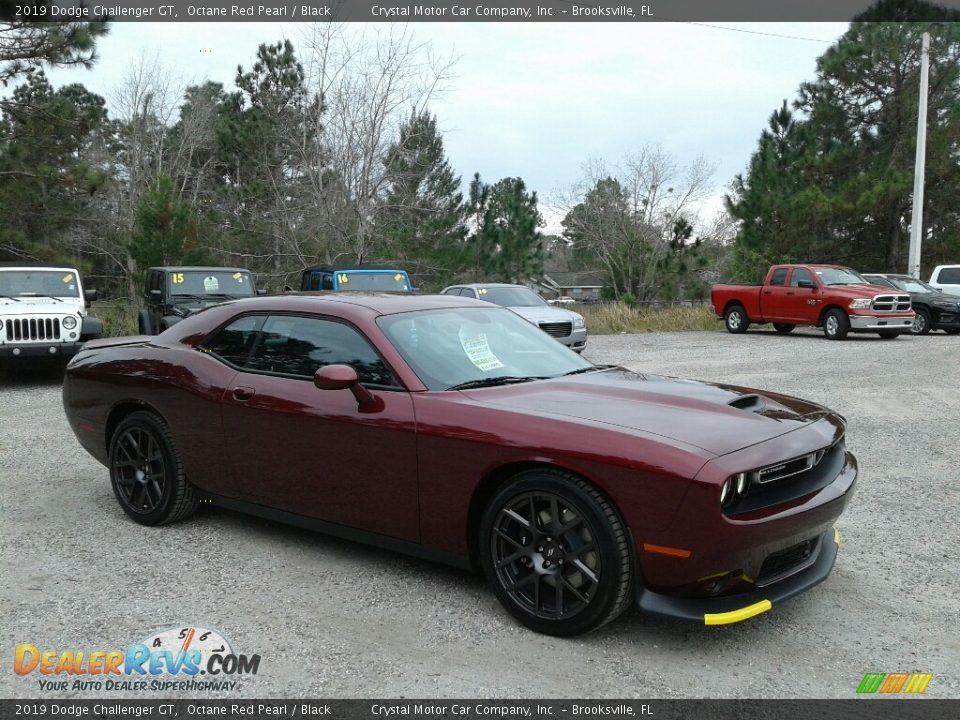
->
45;21;850;231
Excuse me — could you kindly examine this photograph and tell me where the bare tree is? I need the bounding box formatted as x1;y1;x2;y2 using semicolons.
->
298;23;456;265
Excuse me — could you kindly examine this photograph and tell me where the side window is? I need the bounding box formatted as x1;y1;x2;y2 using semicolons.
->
321;274;334;290
461;288;477;298
938;268;960;284
769;268;788;287
245;315;399;387
442;288;462;296
790;268;814;287
201;315;265;367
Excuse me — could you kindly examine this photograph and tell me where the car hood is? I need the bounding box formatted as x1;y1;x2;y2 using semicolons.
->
462;369;839;457
912;290;960;305
0;297;83;313
507;305;581;324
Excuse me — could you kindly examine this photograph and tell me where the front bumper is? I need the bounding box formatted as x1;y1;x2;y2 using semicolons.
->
0;341;82;358
558;327;588;351
637;527;840;624
849;314;913;332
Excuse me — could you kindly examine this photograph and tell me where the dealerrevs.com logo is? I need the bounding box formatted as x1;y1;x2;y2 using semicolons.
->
14;626;261;692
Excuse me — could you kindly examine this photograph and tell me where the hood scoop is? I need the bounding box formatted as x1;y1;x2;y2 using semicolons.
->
728;394;766;413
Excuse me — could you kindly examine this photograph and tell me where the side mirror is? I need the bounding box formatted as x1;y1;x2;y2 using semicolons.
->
313;364;382;412
797;280;816;289
149;289;162;301
282;285;293;293
84;288;98;303
256;289;267;296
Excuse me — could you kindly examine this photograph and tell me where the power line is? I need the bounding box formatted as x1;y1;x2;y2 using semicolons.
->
681;22;836;44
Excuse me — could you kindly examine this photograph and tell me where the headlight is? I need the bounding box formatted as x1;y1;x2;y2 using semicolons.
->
849;298;872;310
934;301;954;309
721;472;751;510
720;478;733;508
62;316;78;330
572;315;585;329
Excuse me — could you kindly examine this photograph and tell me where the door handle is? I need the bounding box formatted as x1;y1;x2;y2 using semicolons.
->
232;386;256;401
763;291;772;295
786;291;795;296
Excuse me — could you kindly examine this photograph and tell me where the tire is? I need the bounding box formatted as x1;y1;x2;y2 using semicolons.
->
773;323;795;334
912;308;931;335
822;309;850;340
878;331;900;339
108;411;198;526
137;310;154;335
724;305;749;334
479;469;633;637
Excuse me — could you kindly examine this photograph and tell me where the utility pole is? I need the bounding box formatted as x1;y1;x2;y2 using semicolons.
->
907;32;930;279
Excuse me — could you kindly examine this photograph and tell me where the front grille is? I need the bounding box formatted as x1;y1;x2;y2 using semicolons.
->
538;321;572;338
756;447;827;485
871;294;911;312
757;536;820;587
5;317;61;342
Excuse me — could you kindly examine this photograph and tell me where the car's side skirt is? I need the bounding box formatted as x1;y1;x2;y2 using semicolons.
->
200;491;473;571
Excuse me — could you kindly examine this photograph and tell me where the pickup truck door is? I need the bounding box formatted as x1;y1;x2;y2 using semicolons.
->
760;267;791;320
782;268;822;323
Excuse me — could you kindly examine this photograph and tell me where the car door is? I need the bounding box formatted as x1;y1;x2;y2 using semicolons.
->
782;267;820;323
214;313;420;542
761;267;791;319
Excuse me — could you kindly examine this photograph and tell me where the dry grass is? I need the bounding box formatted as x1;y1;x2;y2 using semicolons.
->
577;303;720;335
89;300;138;337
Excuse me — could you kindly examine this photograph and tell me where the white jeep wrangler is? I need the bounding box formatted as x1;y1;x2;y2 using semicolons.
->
0;263;102;361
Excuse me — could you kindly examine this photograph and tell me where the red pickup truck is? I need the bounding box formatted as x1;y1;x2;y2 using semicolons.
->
711;264;914;340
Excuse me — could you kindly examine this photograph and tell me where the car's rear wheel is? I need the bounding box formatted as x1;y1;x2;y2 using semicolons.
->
109;411;198;526
823;309;850;340
479;470;633;636
912;308;931;335
773;323;795;334
724;305;749;334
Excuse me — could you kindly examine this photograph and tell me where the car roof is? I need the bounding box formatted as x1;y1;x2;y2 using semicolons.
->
447;283;530;289
265;291;490;315
0;262;79;270
303;265;409;273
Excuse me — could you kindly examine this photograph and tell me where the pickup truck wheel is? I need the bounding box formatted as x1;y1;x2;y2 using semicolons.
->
773;323;795;334
911;308;931;335
823;309;850;340
724;305;749;334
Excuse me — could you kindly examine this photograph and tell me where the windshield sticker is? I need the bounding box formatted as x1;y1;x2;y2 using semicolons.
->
172;273;185;284
232;272;242;281
460;333;504;372
62;274;74;283
478;288;487;295
338;273;349;284
394;273;403;281
203;276;220;292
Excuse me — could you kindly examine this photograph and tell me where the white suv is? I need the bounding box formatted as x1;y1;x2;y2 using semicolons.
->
0;263;102;361
928;265;960;297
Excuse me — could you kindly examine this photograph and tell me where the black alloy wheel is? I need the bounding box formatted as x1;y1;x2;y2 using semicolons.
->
109;411;198;526
480;470;632;636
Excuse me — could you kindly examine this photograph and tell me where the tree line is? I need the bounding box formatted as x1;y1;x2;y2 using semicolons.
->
3;3;958;304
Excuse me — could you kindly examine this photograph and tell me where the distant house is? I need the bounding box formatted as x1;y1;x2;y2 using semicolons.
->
539;271;607;301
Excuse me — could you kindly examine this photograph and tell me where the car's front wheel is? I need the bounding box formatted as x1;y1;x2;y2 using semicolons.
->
822;309;850;340
912;308;931;335
109;411;198;526
479;470;633;636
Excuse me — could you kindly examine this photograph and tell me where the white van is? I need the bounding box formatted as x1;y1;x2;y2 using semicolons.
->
928;265;960;297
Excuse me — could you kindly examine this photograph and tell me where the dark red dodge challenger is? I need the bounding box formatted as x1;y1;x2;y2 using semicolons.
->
63;293;855;636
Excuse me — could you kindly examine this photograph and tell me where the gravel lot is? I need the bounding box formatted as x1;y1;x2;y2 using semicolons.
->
2;328;958;699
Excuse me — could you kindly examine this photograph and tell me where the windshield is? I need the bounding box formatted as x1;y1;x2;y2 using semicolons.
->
340;270;411;292
0;270;80;298
378;307;591;391
169;271;255;298
814;267;868;286
889;277;936;293
477;286;547;307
